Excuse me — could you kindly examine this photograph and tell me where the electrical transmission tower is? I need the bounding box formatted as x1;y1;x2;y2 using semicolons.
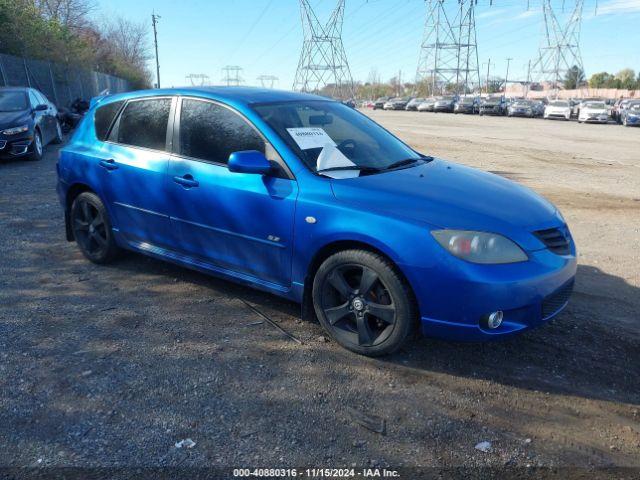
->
257;75;279;89
221;66;244;86
415;0;480;96
293;0;354;99
185;74;210;86
531;0;585;89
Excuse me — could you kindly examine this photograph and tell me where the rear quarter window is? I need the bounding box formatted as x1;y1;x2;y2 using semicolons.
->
95;101;124;141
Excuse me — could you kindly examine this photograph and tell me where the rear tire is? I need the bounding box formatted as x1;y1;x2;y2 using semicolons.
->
312;249;416;357
71;192;120;264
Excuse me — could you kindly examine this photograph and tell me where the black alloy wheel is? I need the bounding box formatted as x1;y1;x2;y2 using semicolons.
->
313;250;416;356
71;192;120;264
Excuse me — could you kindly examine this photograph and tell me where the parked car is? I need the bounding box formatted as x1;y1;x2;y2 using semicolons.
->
417;98;436;112
613;99;632;124
0;87;62;161
620;100;640;127
433;96;457;113
57;87;576;356
384;97;412;110
544;100;571;120
479;96;508;116
507;100;535;118
405;98;425;111
342;99;356;109
578;101;609;124
373;97;390;110
454;96;479;114
531;100;545;117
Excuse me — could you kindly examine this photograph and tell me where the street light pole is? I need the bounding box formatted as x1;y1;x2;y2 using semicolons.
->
152;12;161;88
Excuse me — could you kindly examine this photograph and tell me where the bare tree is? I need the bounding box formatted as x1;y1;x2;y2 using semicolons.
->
103;17;151;69
35;0;96;29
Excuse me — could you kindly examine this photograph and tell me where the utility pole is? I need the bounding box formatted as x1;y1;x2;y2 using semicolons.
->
485;58;491;95
525;59;532;98
151;12;161;88
504;57;512;95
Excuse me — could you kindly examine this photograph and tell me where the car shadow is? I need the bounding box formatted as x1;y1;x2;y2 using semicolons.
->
385;264;640;406
110;252;639;406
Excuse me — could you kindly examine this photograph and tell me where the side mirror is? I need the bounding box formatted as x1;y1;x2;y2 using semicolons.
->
228;150;272;175
35;104;48;111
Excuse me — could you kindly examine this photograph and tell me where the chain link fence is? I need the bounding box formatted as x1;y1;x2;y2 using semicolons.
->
0;53;132;108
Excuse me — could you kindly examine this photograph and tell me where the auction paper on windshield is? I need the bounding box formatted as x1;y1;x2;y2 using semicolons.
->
286;127;358;179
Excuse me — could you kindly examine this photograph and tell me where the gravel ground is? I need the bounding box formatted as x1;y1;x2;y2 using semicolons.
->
0;112;639;477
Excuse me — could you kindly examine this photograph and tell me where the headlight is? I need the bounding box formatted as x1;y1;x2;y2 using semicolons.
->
2;124;29;135
431;230;528;264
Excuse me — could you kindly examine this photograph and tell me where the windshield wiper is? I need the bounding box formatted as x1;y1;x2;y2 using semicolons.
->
317;165;381;174
384;157;431;171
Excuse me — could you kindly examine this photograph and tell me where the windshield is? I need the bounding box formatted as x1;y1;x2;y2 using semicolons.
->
0;91;28;112
253;100;422;176
630;103;640;111
584;102;605;109
513;101;531;107
460;98;474;104
550;101;569;107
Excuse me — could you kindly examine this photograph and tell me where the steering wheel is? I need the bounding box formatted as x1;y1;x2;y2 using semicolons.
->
337;139;358;157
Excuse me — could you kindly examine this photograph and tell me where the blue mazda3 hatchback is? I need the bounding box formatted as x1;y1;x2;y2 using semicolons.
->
57;87;577;356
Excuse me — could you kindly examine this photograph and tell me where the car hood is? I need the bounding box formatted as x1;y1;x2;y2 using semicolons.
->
0;110;31;130
330;159;561;251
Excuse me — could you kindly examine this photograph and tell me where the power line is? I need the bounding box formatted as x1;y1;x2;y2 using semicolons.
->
257;74;279;88
531;0;585;91
415;0;481;95
221;65;244;86
293;0;355;98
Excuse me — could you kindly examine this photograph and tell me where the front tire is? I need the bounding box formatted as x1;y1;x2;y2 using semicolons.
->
52;120;63;144
312;250;416;357
71;192;120;264
27;129;43;161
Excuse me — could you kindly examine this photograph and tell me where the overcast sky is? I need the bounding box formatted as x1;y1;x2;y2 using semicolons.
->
94;0;640;88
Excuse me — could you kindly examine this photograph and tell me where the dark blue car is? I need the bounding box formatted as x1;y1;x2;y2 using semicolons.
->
57;87;576;356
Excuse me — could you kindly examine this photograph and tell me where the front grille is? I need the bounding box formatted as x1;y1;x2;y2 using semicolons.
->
542;280;574;319
534;226;571;255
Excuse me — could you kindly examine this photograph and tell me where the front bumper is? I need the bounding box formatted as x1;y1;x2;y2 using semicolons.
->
625;115;640;125
0;132;34;158
402;247;577;342
480;106;503;115
580;115;608;123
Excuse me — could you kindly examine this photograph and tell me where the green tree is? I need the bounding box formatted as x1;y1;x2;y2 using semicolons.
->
564;65;586;89
615;69;636;89
589;72;615;88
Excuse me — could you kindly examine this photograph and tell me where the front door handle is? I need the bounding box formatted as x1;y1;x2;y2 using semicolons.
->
173;174;199;188
99;159;118;171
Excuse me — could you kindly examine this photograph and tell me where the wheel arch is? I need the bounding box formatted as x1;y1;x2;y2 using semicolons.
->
300;239;417;322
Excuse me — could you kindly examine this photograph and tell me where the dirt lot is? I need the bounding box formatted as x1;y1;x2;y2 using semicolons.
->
0;112;638;476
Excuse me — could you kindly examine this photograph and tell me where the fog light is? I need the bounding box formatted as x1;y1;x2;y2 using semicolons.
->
486;311;503;329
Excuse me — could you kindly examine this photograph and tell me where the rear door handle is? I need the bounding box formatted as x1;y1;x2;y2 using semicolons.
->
99;159;118;171
173;174;199;188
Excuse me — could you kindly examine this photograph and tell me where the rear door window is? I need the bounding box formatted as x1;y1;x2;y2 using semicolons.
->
112;98;172;151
